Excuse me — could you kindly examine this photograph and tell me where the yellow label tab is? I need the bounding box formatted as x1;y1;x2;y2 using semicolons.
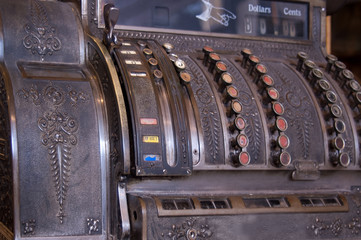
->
143;136;159;143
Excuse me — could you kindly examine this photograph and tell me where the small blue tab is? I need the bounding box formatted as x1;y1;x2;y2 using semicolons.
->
144;155;160;162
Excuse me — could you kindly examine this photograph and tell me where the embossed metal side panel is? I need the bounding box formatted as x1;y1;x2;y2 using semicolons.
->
16;81;103;236
2;0;361;239
0;0;109;239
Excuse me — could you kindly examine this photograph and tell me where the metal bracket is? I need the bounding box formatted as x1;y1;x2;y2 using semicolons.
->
292;160;320;181
118;183;130;240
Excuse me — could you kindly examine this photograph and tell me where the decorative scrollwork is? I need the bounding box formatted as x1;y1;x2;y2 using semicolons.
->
67;86;89;107
17;85;42;106
308;203;361;238
245;117;261;162
274;67;314;160
184;56;224;164
17;82;88;223
201;107;221;162
307;217;361;237
38;109;78;223
163;218;213;240
17;83;88;108
87;218;100;235
22;219;36;235
23;0;61;61
43;85;65;106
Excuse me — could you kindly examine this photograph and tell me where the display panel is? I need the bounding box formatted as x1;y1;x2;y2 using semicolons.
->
98;0;309;39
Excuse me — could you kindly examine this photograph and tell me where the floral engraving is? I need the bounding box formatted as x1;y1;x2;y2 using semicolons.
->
17;83;89;223
17;85;42;106
38;109;78;223
17;83;88;108
68;86;89;107
308;212;361;237
22;219;36;235
184;57;224;164
245;116;261;162
163;218;213;240
23;0;61;61
87;218;100;235
201;107;220;162
43;85;65;106
274;67;314;159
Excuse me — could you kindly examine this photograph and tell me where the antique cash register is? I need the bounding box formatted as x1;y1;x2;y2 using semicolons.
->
1;0;361;239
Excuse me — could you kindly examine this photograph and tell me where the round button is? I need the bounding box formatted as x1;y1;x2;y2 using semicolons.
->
256;64;267;74
297;51;308;60
334;119;346;133
209;52;221;62
356;92;361;103
153;69;163;79
239;151;251;166
237;134;249;148
339;153;350;167
216;61;227;72
137;40;147;47
278;134;290;149
326;54;338;62
312;68;324;80
226;86;238;98
272;102;285;116
325;91;337;103
249;55;260;64
143;48;153;56
296;52;308;71
174;59;186;70
317;79;331;91
276;116;288;132
180;71;191;83
203;46;214;53
148;58;158;66
235;116;246;131
262;75;274;87
342;69;354;81
349;80;361;92
163;42;174;53
304;60;316;70
334;61;346;71
333;136;345;150
267;87;280;101
224;86;239;103
330;104;342;118
230;100;243;114
279;151;292;166
221;72;233;84
241;48;252;68
241;48;252;56
168;53;179;62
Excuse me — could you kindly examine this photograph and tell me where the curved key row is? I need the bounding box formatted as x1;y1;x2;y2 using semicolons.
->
296;52;351;167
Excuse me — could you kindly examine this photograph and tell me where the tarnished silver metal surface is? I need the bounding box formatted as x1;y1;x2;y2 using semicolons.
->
1;0;361;239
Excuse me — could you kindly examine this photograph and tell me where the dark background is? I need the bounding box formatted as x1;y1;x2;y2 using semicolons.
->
331;2;361;80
